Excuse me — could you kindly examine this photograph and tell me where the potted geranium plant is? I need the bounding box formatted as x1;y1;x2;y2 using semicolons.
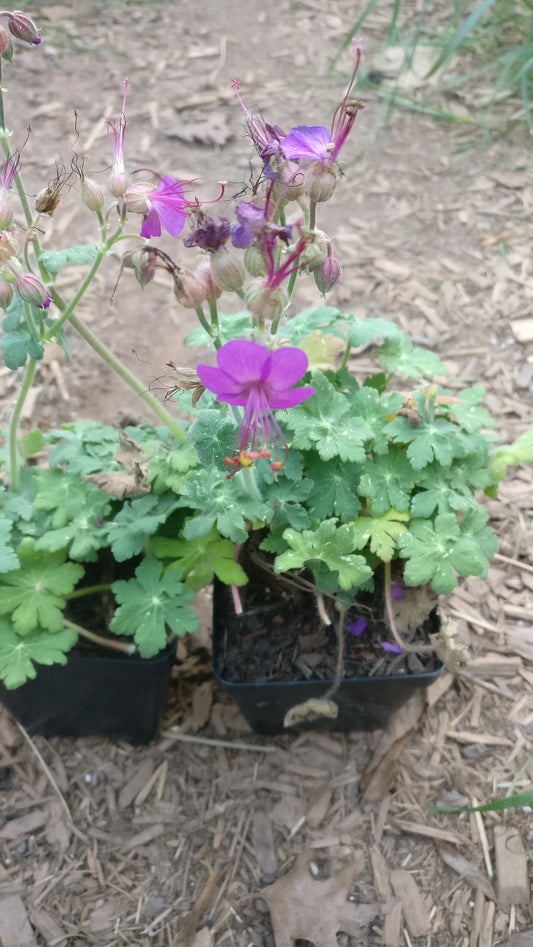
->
126;49;533;735
0;11;246;741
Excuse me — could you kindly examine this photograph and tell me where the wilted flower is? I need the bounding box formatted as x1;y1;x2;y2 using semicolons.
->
232;77;286;162
347;618;367;637
196;339;315;474
0;150;20;227
107;80;129;198
231;200;292;250
184;215;231;252
380;641;404;654
281;43;363;167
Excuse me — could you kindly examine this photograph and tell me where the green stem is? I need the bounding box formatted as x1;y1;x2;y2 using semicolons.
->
8;357;37;491
340;342;352;371
65;583;113;600
208;296;221;349
63;618;137;655
64;310;187;440
45;250;107;338
195;304;213;340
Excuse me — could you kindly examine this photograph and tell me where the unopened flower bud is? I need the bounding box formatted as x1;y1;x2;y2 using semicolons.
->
122;248;158;288
0;193;13;229
305;161;337;203
194;257;223;301
0;229;18;263
174;268;209;309
244;243;267;277
270;158;305;203
0;26;10;54
0;280;13;308
109;168;129;199
6;11;41;45
16;272;50;308
246;281;287;325
81;176;105;212
299;229;329;268
314;254;342;295
211;250;245;293
124;181;151;215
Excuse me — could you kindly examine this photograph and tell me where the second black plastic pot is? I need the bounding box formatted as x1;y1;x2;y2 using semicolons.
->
0;643;176;744
212;580;444;736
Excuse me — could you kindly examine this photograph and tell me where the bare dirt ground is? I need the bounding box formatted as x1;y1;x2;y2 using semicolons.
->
1;1;533;945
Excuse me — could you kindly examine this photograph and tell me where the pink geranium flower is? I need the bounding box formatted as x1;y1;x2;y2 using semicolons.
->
196;339;315;475
139;176;189;239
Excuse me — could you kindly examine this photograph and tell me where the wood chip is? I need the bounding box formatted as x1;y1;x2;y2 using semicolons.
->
383;898;402;947
511;318;533;343
437;844;496;900
121;823;165;851
0;896;38;947
494;826;530;907
0;809;49;840
370;845;392;900
446;731;514;746
391;818;464;846
389;869;430;937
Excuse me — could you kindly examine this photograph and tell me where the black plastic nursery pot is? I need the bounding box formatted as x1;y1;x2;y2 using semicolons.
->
212;579;444;736
0;643;177;744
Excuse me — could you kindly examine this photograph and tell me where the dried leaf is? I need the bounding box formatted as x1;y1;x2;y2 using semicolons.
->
260;854;380;947
284;698;338;729
83;470;151;498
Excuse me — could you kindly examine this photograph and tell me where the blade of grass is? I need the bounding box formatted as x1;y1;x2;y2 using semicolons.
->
432;790;533;814
425;0;500;79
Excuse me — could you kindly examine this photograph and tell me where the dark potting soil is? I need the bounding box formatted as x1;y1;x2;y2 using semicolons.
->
215;555;441;685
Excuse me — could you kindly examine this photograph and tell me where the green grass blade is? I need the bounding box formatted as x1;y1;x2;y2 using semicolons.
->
425;0;500;79
432;790;533;814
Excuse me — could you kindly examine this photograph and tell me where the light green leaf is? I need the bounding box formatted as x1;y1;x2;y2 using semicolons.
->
0;623;78;689
275;519;373;591
353;508;410;561
110;558;198;657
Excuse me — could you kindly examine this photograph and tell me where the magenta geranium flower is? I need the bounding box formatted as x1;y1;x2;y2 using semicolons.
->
196;340;315;474
139;176;189;239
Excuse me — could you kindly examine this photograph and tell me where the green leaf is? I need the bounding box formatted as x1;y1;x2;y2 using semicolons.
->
150;525;247;592
304;455;361;520
0;543;84;633
447;386;495;434
280;305;348;345
280;372;370;463
376;337;447;380
358;453;416;517
0;321;44;368
0;622;78;689
386;399;466;469
46;421;120;475
353;508;410;562
21;429;47;458
187;410;238;469
275;519;373;591
39;244;99;275
0;517;20;571
347;315;404;347
110;558;198;657
398;512;495;594
107;494;177;561
489;429;533;481
178;468;270;543
185;311;253;347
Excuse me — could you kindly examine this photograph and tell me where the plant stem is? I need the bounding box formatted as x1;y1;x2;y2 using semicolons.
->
65;583;113;600
63;618;137;654
208;296;221;349
7;357;37;491
60;309;187;441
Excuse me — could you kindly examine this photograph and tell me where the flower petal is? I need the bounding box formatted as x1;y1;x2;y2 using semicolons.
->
215;340;270;385
347;618;367;637
282;125;333;162
268;385;315;409
195;364;247;403
264;346;309;390
140;207;162;239
381;641;404;654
